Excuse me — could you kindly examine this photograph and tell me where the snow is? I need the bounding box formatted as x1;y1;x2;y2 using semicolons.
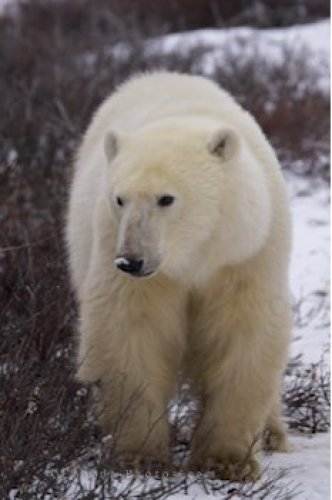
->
154;19;330;60
146;20;330;93
263;434;330;500
288;174;330;365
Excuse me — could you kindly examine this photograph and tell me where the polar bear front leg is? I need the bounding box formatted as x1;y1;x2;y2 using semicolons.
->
189;286;290;480
190;367;271;480
77;271;187;465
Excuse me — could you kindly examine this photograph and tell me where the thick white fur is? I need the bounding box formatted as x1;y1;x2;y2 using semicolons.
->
66;72;292;477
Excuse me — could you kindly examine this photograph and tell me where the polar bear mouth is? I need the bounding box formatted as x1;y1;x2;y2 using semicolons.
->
133;271;154;278
128;269;155;278
121;269;155;279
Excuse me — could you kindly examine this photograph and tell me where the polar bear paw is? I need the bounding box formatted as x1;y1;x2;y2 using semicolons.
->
190;454;261;482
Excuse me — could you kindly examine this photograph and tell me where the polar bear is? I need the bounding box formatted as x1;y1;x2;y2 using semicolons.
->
66;72;292;480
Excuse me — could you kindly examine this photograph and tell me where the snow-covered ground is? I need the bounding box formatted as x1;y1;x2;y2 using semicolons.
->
151;19;330;62
265;173;330;500
147;20;330;92
289;174;330;365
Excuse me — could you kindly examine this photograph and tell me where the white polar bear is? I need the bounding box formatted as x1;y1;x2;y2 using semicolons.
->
66;72;292;480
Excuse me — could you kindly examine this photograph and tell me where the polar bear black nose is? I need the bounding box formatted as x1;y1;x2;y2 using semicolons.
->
114;256;144;275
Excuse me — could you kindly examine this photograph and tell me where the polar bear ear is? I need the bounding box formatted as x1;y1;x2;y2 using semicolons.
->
104;130;120;162
208;129;239;161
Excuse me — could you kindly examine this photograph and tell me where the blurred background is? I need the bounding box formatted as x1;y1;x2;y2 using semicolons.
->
0;1;330;498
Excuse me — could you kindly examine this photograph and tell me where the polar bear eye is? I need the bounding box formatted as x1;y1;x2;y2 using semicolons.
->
116;196;124;207
157;195;175;207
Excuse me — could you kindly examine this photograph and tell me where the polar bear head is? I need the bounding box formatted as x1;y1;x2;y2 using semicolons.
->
103;118;271;285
